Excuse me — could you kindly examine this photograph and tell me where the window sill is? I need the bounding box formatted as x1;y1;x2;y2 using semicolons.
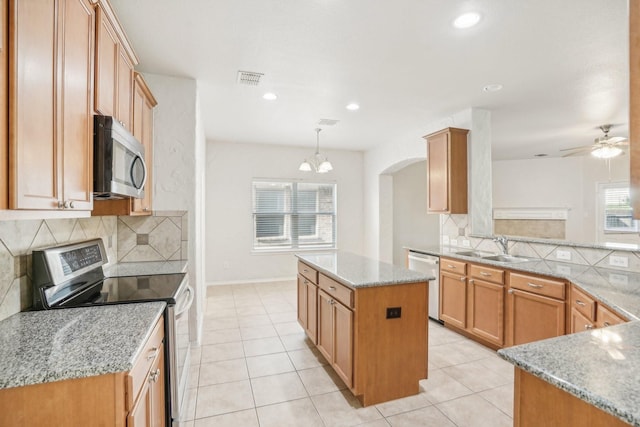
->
251;247;338;256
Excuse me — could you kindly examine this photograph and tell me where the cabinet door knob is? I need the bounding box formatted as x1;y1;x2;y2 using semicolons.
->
149;368;160;383
585;324;594;330
68;201;75;209
57;200;65;209
603;322;611;327
459;277;466;282
508;289;515;294
468;279;474;284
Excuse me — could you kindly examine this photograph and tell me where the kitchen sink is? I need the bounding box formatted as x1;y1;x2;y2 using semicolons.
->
454;250;487;258
482;254;529;263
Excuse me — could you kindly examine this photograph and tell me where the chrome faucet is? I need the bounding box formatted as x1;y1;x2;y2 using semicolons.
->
494;236;509;255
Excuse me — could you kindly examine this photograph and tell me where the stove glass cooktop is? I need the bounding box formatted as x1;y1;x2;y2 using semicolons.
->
54;273;186;308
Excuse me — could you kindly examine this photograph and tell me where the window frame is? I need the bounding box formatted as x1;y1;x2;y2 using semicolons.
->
252;179;337;252
598;181;639;234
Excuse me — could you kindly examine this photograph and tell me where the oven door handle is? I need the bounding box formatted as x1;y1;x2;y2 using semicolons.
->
175;285;194;319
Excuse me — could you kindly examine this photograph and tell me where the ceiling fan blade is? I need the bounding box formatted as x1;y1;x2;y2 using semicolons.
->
559;145;593;152
562;149;593;157
607;137;628;144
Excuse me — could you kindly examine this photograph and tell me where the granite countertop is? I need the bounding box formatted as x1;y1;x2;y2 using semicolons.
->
296;251;432;288
0;302;165;389
405;245;640;426
104;260;188;277
499;322;640;426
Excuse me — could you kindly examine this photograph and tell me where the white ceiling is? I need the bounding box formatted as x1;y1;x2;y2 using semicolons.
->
110;0;629;160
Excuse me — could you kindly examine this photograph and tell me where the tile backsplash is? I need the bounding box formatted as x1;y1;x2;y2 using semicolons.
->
0;210;188;322
441;213;640;273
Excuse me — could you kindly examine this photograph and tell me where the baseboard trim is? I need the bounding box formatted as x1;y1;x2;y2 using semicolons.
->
206;276;297;286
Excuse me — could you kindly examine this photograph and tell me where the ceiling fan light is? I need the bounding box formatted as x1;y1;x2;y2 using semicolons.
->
299;160;312;172
591;146;623;159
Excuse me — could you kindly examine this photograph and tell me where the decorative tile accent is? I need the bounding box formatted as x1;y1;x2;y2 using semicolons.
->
545;247;589;266
148;218;181;259
0;220;41;256
44;219;76;243
137;234;149;245
119;215;162;234
528;242;557;259
575;247;612;266
30;222;57;251
78;217;102;239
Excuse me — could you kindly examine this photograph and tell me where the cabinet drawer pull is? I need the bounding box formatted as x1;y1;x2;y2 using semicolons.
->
146;347;159;361
527;283;543;289
329;286;336;291
447;264;456;269
575;300;586;307
303;269;309;273
480;272;491;276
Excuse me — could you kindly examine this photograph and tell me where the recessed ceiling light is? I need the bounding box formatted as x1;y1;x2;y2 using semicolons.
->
263;92;278;100
453;12;481;29
483;84;503;92
346;103;360;111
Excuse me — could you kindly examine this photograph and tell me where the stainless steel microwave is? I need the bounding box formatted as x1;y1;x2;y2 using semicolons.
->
93;115;147;199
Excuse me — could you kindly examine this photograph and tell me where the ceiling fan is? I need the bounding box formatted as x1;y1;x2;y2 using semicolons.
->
560;124;628;159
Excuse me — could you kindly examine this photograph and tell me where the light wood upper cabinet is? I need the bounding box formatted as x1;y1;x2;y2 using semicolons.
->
131;72;156;215
9;0;94;210
94;0;138;130
423;127;469;214
0;0;7;209
631;0;640;217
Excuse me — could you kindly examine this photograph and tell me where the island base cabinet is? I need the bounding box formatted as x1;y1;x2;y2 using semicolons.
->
514;368;631;427
317;289;353;388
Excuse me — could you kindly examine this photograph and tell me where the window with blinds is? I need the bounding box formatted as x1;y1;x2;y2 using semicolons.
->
252;181;337;250
601;183;638;233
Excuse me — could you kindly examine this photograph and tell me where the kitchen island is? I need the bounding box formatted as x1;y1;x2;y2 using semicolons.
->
296;252;432;406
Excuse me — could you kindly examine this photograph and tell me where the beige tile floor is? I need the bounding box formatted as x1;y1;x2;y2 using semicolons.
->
181;280;514;427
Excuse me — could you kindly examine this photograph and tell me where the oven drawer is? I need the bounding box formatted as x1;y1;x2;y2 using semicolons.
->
126;315;164;410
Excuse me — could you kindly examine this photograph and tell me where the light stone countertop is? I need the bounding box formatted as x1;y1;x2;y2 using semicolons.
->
104;260;188;277
296;251;432;288
499;322;640;426
0;302;165;389
405;245;640;426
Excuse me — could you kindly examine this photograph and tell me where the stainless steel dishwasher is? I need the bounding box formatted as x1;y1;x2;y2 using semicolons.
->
407;250;441;322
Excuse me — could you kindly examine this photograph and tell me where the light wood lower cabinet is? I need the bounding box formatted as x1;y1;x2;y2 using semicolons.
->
0;317;165;427
317;289;353;388
506;272;566;347
297;274;317;344
439;258;467;329
514;368;630;427
468;278;505;347
569;284;627;333
297;264;428;406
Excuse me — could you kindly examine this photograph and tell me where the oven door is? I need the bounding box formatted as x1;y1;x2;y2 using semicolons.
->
167;277;194;424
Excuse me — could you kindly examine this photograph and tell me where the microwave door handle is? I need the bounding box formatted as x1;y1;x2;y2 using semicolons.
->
139;154;148;191
130;153;147;190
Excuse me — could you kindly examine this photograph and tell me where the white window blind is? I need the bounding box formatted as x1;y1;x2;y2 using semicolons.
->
601;183;639;233
252;181;336;250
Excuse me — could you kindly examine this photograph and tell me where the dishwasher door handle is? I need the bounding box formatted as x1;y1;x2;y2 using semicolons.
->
408;254;439;264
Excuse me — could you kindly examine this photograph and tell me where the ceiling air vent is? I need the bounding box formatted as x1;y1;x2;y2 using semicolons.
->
318;119;340;126
237;70;264;86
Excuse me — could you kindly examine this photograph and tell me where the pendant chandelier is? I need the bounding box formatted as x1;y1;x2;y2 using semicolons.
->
299;128;333;173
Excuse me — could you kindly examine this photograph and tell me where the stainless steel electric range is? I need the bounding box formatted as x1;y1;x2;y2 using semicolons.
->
31;238;193;426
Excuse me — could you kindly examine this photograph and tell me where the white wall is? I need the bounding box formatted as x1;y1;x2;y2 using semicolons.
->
392;161;440;265
205;141;364;284
365;108;491;261
493;155;630;243
143;73;206;343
